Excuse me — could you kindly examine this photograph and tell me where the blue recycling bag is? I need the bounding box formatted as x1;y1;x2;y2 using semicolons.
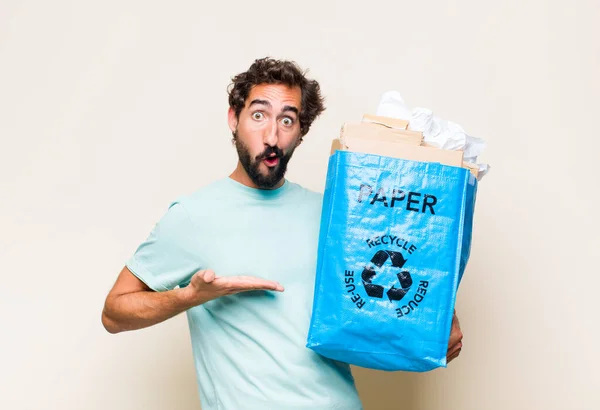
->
307;150;477;372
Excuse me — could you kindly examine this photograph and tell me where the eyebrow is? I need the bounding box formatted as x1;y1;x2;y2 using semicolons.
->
282;105;299;116
249;99;271;109
249;99;299;116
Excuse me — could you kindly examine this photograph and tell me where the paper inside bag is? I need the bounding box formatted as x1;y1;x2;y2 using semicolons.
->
333;137;464;167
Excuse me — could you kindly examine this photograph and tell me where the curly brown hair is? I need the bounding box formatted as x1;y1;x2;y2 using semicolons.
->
228;57;325;137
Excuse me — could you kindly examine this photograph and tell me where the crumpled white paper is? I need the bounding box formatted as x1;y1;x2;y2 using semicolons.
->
376;91;490;179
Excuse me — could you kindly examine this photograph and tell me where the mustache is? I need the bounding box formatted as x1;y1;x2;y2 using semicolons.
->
255;146;284;161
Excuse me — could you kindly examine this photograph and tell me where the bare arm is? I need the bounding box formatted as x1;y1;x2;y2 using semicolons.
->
102;266;284;334
101;266;192;333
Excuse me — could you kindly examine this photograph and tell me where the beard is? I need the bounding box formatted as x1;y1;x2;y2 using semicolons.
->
234;132;296;189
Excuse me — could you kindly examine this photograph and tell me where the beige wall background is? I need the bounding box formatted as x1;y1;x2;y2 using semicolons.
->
1;0;598;409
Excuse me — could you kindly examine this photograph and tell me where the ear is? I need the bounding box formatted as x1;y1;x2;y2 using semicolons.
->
228;107;238;133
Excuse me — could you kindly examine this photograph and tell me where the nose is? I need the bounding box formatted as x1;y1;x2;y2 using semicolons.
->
263;118;278;147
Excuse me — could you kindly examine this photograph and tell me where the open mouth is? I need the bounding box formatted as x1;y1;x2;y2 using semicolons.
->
263;155;280;167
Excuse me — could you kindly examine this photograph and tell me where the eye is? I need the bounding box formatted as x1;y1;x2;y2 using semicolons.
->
281;117;294;127
252;112;264;120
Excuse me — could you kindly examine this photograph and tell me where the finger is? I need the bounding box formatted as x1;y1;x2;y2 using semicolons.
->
447;349;461;363
203;270;215;283
448;315;463;346
219;276;284;292
234;276;284;292
454;312;461;328
447;341;462;358
192;269;216;285
448;330;463;347
235;276;284;291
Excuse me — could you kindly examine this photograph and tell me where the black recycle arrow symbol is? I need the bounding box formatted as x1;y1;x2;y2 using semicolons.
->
387;270;413;301
361;250;413;302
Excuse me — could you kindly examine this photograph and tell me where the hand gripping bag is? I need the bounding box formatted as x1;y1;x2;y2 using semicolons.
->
306;150;477;371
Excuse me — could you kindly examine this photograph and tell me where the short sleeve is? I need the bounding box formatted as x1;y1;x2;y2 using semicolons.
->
126;201;202;292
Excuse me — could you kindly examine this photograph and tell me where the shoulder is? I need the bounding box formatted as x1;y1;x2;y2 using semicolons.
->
172;178;231;214
286;181;324;206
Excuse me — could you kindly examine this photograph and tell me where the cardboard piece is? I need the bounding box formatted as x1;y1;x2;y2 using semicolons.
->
342;123;423;146
333;114;479;177
462;161;479;178
330;138;344;155
334;137;464;168
362;114;409;130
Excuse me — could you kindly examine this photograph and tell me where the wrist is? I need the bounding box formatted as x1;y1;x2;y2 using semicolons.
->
176;285;199;309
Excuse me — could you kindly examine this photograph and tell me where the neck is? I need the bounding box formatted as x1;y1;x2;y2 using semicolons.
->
229;161;285;190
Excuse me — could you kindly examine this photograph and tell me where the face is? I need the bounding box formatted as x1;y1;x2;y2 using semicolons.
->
228;83;302;189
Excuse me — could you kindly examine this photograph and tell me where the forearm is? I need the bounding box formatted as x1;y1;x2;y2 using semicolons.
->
102;287;194;334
